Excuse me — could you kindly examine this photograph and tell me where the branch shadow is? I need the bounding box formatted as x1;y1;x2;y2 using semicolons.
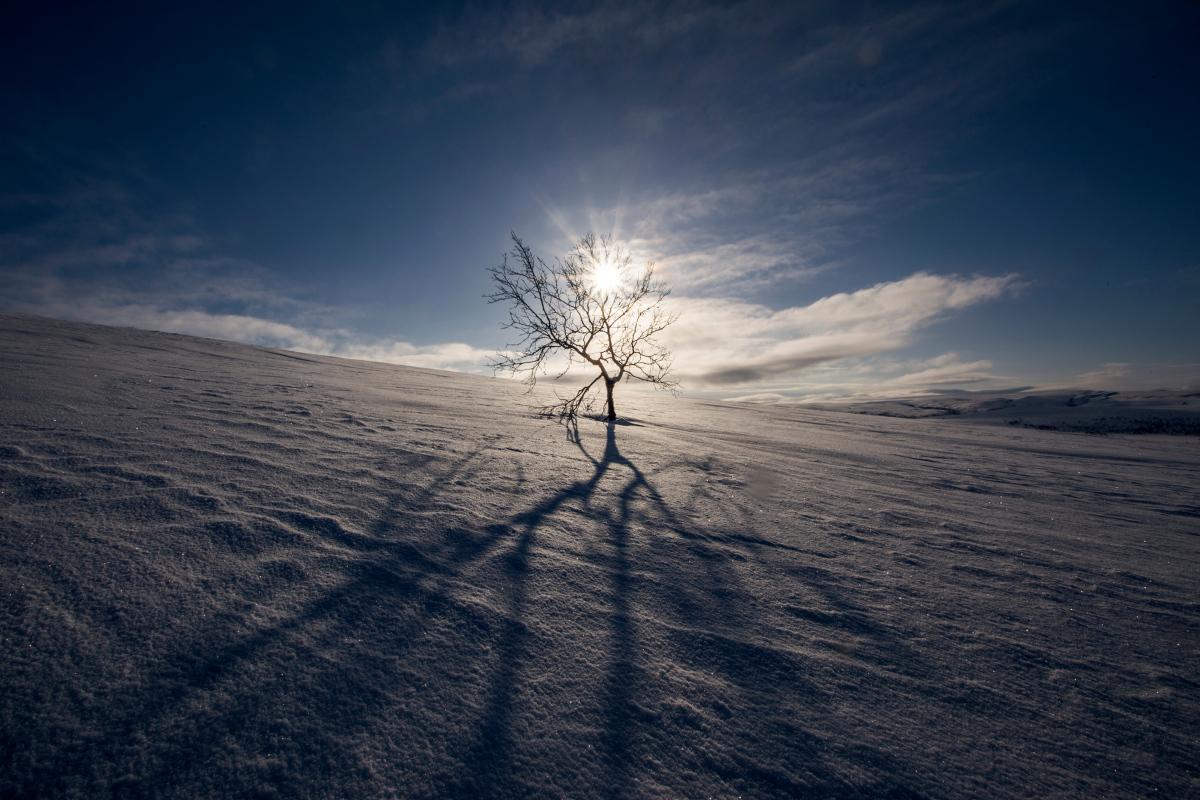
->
446;420;688;799
14;419;930;799
435;424;632;797
18;445;520;797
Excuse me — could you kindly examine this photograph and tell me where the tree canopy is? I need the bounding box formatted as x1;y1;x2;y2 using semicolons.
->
488;232;678;420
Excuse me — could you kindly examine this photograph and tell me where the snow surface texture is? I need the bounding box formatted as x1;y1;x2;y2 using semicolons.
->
1;313;1198;799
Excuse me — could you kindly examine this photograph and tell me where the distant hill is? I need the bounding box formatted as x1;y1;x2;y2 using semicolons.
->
803;389;1200;434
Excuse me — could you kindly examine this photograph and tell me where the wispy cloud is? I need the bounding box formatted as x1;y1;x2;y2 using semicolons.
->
0;165;1025;392
1054;362;1200;392
531;147;972;297
1070;363;1132;389
887;353;1005;387
2;288;495;373
0;180;495;373
662;271;1023;387
722;353;1015;404
498;0;1055;300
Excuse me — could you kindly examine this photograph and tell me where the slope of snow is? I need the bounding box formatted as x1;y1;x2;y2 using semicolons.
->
2;313;1198;799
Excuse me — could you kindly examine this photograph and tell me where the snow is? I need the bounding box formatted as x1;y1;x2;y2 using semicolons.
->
1;312;1197;799
803;389;1200;435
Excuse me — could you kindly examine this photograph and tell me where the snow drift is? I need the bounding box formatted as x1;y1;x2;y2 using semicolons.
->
1;314;1197;798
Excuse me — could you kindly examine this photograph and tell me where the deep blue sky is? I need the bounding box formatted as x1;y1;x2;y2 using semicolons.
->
3;1;1198;398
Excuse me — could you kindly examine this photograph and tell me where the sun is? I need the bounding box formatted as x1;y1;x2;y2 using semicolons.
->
592;258;621;294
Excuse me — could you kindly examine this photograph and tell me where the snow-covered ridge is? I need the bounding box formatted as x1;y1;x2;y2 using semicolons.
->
799;389;1200;435
2;313;1198;798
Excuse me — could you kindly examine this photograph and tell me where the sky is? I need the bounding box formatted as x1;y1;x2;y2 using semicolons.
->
2;1;1198;401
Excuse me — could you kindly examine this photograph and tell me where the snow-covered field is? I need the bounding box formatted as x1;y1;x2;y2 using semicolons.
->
2;313;1198;799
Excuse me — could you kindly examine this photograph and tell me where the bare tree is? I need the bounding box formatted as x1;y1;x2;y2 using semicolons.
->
488;232;678;421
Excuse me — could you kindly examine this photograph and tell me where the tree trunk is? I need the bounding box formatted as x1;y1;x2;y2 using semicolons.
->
604;377;616;421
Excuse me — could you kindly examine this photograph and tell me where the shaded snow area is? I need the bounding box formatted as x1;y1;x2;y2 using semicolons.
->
805;390;1200;435
2;313;1198;800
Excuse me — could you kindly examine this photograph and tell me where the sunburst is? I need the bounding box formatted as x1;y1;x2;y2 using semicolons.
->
592;258;621;294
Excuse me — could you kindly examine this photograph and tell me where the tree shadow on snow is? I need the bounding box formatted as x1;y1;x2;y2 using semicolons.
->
438;421;649;798
30;426;671;799
16;445;522;797
442;420;836;799
15;422;925;800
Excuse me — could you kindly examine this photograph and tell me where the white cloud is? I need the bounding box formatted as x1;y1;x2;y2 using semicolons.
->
663;272;1022;387
888;354;1001;386
722;353;1016;403
0;170;1023;392
0;183;497;374
1;250;496;375
18;299;496;373
71;305;336;352
333;340;495;372
645;234;826;292
532;152;947;296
